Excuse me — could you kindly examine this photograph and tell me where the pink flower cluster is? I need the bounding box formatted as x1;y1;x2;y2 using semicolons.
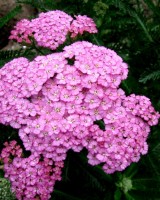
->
0;40;159;199
123;94;159;126
70;15;97;38
9;10;98;50
1;141;63;200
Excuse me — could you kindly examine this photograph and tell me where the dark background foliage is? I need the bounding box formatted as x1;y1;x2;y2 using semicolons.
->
0;0;160;199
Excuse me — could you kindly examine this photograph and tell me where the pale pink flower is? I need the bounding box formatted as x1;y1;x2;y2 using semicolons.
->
84;94;101;109
70;15;97;38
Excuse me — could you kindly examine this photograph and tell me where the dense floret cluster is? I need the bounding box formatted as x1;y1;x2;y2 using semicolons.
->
0;10;159;200
1;141;63;200
9;10;97;50
70;15;97;37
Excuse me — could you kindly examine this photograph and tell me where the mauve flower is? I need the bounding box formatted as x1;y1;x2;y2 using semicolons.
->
70;15;97;38
0;20;159;200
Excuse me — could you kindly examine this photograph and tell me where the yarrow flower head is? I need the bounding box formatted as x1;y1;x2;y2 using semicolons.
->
70;15;98;38
9;10;98;50
0;10;159;200
1;142;63;200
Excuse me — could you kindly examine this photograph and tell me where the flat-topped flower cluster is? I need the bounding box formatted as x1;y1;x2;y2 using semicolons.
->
9;10;97;50
0;10;159;200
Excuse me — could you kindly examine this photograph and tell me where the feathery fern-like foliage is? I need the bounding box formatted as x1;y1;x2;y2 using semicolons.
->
0;48;36;67
139;70;160;83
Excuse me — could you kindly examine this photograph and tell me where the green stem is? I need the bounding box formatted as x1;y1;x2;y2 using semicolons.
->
132;12;153;42
92;34;101;46
30;37;45;55
33;45;45;55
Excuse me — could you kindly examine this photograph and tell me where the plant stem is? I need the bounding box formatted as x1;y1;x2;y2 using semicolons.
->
92;35;101;46
132;12;153;42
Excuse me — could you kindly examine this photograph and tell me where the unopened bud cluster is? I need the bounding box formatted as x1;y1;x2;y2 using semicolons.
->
0;177;15;200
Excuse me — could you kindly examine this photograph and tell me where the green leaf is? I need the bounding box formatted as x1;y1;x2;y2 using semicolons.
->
129;189;160;200
92;165;113;183
0;6;22;28
123;163;138;178
78;162;105;192
143;0;160;17
0;48;36;67
124;192;136;200
139;70;160;83
114;188;122;200
132;179;160;192
121;80;132;95
131;12;153;42
52;190;82;200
